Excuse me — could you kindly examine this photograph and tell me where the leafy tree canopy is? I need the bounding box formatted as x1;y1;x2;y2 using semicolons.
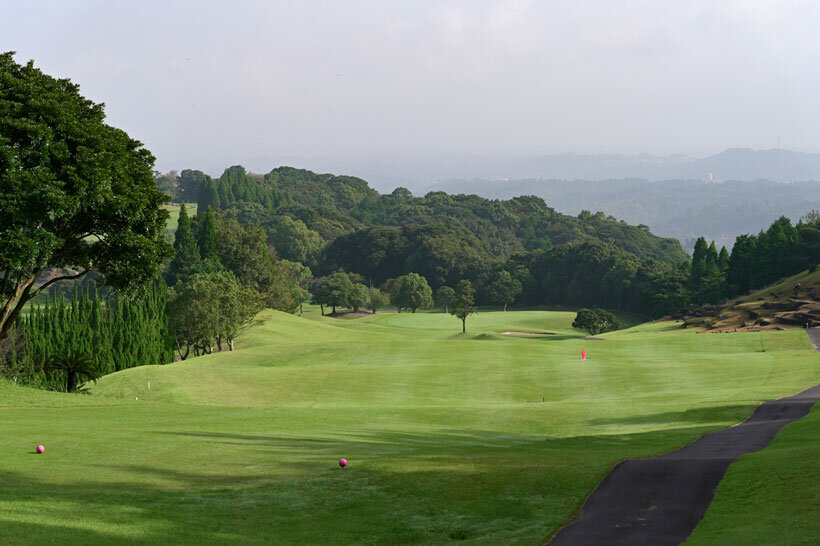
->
451;280;476;333
572;308;622;335
0;52;172;339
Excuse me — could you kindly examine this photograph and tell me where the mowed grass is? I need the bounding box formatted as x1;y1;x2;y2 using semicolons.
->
687;396;820;545
162;202;197;234
1;309;819;544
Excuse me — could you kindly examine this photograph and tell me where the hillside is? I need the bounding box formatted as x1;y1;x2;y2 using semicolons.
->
684;268;820;331
429;178;820;251
196;165;688;265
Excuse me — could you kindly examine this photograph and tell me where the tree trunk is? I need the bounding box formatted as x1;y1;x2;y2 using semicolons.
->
175;339;190;361
193;345;200;357
0;273;38;341
320;304;324;316
462;318;466;334
67;371;78;393
216;336;223;351
332;305;336;314
228;338;234;351
503;303;507;311
300;301;303;314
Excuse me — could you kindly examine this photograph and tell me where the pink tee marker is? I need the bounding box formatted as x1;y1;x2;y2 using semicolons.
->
338;458;347;468
581;350;587;360
36;445;45;454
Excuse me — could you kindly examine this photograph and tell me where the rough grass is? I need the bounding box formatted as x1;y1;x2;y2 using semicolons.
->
1;309;818;544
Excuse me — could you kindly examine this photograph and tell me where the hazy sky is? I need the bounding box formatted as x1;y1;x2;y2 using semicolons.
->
3;0;820;174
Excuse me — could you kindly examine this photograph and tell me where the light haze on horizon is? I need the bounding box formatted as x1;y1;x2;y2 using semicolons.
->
3;0;820;176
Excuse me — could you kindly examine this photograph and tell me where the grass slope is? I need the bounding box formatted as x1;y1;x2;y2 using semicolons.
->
1;309;818;544
686;403;820;545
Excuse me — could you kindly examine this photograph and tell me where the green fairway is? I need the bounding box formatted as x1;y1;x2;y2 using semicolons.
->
1;309;819;544
163;203;198;233
687;399;820;545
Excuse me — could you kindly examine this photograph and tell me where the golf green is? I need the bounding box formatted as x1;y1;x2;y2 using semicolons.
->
1;309;818;544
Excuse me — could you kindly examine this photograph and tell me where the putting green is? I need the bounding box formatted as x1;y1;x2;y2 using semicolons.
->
1;309;818;544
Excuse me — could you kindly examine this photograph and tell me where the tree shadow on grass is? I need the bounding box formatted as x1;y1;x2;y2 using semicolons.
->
0;423;740;545
589;404;756;427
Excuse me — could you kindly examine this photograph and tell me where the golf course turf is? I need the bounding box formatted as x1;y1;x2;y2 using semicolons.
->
1;310;819;544
550;350;820;545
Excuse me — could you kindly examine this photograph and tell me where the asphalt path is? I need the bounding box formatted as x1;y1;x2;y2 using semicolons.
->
548;328;820;546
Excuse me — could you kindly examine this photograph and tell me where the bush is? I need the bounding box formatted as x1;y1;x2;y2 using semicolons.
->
572;308;622;335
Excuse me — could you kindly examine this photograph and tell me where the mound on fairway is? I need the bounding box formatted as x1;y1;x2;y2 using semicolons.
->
1;309;819;544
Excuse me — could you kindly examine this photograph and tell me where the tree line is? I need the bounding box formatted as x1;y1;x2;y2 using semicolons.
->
2;283;173;391
687;213;820;305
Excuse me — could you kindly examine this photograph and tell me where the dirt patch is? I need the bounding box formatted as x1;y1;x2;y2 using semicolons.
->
500;331;556;336
326;312;373;319
681;269;820;333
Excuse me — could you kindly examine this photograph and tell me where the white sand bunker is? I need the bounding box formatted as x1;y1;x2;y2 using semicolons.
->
500;331;556;336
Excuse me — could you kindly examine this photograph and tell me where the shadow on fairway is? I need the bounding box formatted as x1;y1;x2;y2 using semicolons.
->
0;422;759;545
589;404;754;426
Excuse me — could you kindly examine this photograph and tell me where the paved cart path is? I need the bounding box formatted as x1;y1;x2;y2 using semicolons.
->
548;328;820;546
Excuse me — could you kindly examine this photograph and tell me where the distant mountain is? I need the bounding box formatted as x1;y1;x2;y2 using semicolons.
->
250;148;820;194
420;148;820;185
670;148;820;181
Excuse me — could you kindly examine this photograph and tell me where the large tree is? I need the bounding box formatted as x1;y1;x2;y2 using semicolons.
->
434;285;455;313
367;286;389;314
178;169;208;203
0;52;172;340
572;308;621;335
397;273;433;313
312;272;354;315
489;270;522;311
167;272;264;358
268;215;324;267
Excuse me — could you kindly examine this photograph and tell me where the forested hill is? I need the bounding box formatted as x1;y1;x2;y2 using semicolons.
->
427;178;820;252
192;165;687;266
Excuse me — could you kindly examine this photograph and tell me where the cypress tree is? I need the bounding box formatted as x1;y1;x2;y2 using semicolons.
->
718;246;730;274
168;203;201;285
690;237;708;288
198;207;220;263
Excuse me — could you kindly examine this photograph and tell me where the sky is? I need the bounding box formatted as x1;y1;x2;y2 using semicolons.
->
3;0;820;176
